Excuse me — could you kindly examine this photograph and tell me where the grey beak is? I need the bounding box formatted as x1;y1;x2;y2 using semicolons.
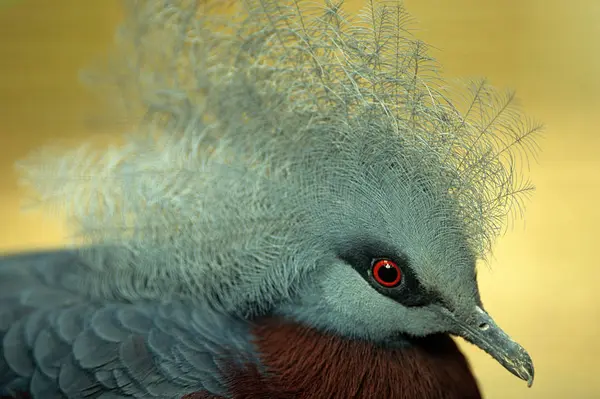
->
443;306;534;387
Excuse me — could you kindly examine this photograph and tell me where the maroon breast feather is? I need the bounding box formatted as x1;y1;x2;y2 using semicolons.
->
184;318;482;399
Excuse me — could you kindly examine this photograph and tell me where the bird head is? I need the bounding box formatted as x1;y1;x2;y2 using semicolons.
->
266;121;534;385
18;0;538;387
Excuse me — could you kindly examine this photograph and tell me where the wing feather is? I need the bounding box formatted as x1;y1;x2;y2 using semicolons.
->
0;251;258;398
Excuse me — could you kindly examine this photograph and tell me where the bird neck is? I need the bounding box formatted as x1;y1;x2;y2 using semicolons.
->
223;317;482;399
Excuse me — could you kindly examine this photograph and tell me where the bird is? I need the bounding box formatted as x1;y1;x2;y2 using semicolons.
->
0;0;541;398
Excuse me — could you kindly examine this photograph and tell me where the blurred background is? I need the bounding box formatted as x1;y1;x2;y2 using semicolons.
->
0;0;598;397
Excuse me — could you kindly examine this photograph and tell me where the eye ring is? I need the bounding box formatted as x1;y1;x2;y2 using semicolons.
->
371;259;402;288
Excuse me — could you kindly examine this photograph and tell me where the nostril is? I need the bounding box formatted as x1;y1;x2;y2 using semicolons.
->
478;323;490;331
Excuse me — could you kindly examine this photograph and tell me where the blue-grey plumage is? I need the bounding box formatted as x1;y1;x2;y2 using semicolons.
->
0;250;258;398
2;0;540;397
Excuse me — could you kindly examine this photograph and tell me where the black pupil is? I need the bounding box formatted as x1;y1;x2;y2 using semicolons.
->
378;264;398;283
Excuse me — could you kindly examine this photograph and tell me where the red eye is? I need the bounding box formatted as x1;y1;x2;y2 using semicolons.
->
372;259;402;288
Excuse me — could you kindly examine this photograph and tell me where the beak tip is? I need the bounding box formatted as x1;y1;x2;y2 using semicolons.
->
524;370;534;387
519;359;534;387
527;378;534;388
525;353;535;387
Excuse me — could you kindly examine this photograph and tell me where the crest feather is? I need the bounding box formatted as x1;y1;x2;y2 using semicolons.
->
17;0;541;309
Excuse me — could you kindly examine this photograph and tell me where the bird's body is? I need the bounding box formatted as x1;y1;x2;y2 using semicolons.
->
1;250;481;399
1;0;539;397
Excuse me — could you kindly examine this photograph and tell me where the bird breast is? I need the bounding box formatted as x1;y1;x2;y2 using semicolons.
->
186;318;482;399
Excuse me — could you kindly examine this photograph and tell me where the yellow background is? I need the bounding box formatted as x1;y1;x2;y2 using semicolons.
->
0;1;598;398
